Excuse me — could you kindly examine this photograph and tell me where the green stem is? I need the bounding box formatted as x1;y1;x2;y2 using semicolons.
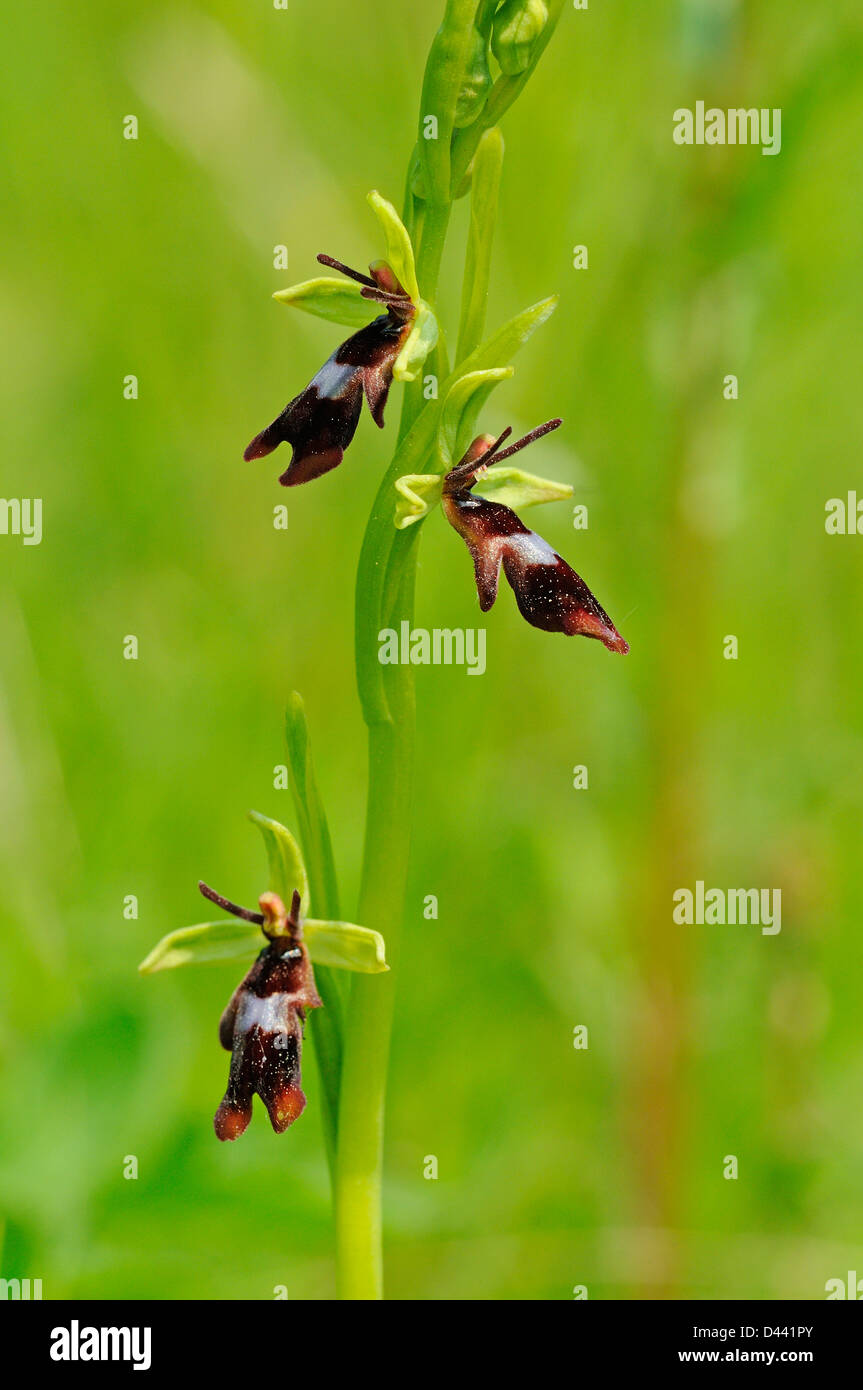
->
331;0;562;1299
334;203;450;1298
333;697;415;1298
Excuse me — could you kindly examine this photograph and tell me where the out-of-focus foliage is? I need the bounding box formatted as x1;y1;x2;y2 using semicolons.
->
1;0;862;1299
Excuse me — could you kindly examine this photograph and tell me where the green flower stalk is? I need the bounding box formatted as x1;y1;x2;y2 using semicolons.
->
140;0;623;1301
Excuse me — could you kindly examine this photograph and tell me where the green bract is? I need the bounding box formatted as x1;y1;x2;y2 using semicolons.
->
492;0;550;76
247;810;310;918
272;276;378;327
417;0;481;202
457;126;504;361
439;366;513;465
454;24;493;128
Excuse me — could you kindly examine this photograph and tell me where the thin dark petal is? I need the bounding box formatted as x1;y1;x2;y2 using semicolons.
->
442;492;504;610
316;253;378;289
486;417;562;464
199;880;264;925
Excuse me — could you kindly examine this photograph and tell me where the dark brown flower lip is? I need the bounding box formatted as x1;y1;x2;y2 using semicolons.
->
442;422;629;654
243;253;416;486
199;880;323;1141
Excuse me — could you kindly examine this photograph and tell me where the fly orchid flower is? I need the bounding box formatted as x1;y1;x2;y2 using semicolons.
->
244;256;416;486
441;421;630;652
198;881;323;1141
138;810;389;1141
244;191;437;486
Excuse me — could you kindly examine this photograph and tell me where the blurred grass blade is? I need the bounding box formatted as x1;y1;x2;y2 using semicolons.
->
285;694;341;921
304;920;388;974
138;921;260;974
456;126;504;363
247;809;310;916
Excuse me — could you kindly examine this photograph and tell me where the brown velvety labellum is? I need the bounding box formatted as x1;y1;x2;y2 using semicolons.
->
214;935;322;1141
243;293;413;486
443;490;629;653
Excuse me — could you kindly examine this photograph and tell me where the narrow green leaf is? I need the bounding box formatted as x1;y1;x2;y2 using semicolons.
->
304;920;389;974
247;810;310;917
456;126;504;362
367;190;420;302
273;276;378;327
138;920;260;975
464;294;559;372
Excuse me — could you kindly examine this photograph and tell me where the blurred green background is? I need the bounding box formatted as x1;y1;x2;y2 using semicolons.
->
2;0;863;1300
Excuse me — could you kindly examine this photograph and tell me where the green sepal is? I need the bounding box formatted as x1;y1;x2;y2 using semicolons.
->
394;300;439;383
367;189;420;302
248;810;310;917
491;0;550;76
303;920;388;974
137;917;388;975
138;920;261;974
272;276;378;327
439;366;514;466
394;473;444;529
475;464;572;509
